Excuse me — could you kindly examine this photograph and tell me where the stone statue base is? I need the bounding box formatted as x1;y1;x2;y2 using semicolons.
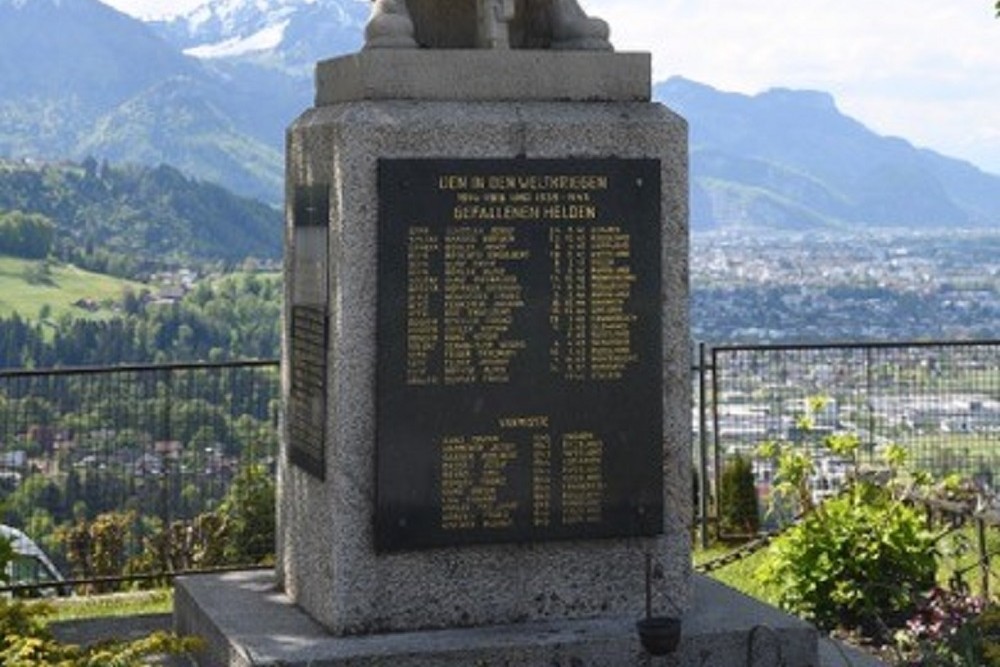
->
315;50;649;105
278;52;691;634
175;572;821;666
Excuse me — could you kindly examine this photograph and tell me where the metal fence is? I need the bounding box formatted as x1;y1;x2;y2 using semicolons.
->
0;360;279;592
698;340;1000;540
3;341;999;590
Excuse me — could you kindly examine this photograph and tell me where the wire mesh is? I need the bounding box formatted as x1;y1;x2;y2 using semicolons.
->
708;341;1000;537
0;360;279;590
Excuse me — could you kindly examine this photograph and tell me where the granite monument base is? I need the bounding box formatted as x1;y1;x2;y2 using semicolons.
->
278;51;691;636
174;570;820;667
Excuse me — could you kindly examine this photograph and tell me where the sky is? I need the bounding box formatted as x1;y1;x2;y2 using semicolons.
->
104;0;1000;175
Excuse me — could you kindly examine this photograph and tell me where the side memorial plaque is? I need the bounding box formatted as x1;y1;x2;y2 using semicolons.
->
289;305;328;480
288;183;330;480
376;158;663;552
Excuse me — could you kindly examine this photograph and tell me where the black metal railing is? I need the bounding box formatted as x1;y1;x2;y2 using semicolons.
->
697;340;1000;540
3;341;998;591
0;360;279;593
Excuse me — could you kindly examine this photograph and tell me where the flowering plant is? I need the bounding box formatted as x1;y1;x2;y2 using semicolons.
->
895;588;987;666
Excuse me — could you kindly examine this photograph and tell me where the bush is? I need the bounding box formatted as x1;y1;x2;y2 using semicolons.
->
63;464;276;586
757;398;939;634
59;512;136;593
219;463;275;564
760;482;936;632
719;454;759;536
974;606;1000;665
126;512;229;577
0;597;199;666
895;588;989;665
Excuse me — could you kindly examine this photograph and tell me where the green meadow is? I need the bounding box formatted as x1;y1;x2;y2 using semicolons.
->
0;255;141;322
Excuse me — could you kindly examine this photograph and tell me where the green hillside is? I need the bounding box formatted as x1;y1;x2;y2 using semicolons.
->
0;159;282;276
0;255;141;321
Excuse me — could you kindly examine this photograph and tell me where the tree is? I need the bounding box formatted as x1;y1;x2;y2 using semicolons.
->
0;210;55;259
219;464;275;564
719;454;760;536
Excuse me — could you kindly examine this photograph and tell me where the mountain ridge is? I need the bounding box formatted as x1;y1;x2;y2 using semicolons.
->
0;158;282;269
657;76;1000;230
0;0;295;202
0;0;997;231
149;0;366;75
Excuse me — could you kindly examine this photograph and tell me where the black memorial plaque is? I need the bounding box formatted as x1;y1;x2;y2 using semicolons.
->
289;305;327;479
376;158;663;551
288;183;330;479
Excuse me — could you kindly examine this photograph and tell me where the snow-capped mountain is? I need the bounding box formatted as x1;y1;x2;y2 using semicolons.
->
149;0;368;75
5;0;1000;226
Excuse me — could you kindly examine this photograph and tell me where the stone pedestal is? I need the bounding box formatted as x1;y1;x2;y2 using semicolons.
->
175;571;821;667
279;50;689;636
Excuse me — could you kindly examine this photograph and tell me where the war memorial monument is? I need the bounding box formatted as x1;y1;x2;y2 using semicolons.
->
175;1;821;664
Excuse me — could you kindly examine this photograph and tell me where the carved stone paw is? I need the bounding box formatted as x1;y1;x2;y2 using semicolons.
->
364;0;418;49
549;0;612;51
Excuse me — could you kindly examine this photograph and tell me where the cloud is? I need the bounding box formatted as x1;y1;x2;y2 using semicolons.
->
102;0;1000;173
590;0;1000;173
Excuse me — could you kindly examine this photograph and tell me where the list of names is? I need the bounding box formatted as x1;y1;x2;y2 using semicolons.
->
376;158;663;551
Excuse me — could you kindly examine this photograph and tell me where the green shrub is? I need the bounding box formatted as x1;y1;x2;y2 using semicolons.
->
719;454;759;536
760;484;935;631
219;463;275;564
757;398;937;633
59;511;136;592
976;606;1000;665
126;512;230;577
0;598;199;666
896;589;990;666
62;463;276;585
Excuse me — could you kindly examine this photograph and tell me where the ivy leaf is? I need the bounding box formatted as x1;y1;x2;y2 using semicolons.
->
824;432;860;458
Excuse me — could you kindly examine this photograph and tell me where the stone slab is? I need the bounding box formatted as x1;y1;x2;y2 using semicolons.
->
819;637;887;666
315;51;651;105
174;570;820;667
281;99;690;634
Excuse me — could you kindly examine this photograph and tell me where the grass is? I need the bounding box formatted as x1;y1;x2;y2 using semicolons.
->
40;589;173;623
936;523;1000;599
695;542;781;606
697;518;1000;619
0;255;142;322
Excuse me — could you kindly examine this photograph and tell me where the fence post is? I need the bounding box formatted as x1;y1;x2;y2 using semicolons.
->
711;346;723;542
699;342;710;549
978;516;990;600
161;368;173;538
865;346;876;464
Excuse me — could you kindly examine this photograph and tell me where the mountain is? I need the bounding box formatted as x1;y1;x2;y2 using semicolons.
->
0;0;288;203
0;0;193;108
0;0;196;156
148;0;367;76
76;75;286;198
0;158;282;269
1;0;998;233
656;78;1000;231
